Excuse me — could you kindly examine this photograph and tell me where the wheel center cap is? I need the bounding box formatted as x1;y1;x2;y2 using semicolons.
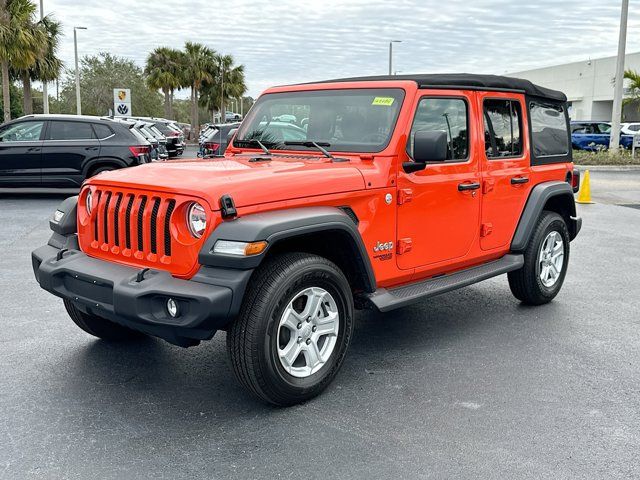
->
300;323;313;338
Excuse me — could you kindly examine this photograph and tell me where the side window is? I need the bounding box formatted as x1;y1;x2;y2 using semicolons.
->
571;124;593;134
483;99;522;158
0;121;44;142
529;102;569;157
408;97;468;161
596;123;611;134
46;121;96;141
92;123;113;139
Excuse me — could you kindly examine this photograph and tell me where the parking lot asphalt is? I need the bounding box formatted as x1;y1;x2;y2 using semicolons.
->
1;175;639;479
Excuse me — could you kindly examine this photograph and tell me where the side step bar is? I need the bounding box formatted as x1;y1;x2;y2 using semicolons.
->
364;254;524;312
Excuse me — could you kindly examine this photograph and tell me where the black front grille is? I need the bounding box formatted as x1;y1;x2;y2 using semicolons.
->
164;200;176;256
124;195;134;249
91;189;177;259
113;193;123;246
137;196;148;252
150;198;161;254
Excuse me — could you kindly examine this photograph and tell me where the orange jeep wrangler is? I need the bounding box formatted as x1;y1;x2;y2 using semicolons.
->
33;74;581;405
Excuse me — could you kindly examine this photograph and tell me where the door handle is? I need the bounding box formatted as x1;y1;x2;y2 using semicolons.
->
510;176;530;185
458;182;481;191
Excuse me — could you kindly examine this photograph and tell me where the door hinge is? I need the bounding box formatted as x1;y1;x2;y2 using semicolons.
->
483;179;495;194
397;238;413;255
397;188;413;205
480;223;493;237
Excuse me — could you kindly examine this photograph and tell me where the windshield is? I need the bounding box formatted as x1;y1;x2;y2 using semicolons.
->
235;88;405;153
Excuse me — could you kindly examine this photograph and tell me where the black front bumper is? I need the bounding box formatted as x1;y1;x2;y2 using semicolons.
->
32;237;252;347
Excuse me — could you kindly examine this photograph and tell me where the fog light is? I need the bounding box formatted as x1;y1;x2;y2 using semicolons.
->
166;298;179;318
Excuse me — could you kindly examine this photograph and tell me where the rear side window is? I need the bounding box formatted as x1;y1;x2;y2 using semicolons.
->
408;97;468;161
529;102;569;157
154;123;172;134
92;123;113;139
46;121;95;140
483;99;522;158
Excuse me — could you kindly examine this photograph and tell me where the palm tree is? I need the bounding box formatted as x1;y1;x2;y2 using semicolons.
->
183;41;215;138
199;54;247;123
144;46;183;119
623;69;640;118
20;15;61;114
0;0;45;121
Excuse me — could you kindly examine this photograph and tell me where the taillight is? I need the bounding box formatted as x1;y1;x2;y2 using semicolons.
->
571;169;580;193
129;145;150;157
204;142;220;153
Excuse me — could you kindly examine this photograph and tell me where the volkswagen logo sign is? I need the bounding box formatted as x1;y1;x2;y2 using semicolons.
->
117;104;129;115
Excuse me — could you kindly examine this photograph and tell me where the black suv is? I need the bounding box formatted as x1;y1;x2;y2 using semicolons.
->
0;114;151;187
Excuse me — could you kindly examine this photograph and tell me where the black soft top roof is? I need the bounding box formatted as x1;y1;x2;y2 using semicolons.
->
304;73;566;102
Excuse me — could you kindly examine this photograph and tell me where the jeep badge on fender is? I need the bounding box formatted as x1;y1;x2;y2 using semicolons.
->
32;74;581;406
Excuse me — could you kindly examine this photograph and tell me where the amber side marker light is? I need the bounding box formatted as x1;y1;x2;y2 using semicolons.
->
213;240;268;256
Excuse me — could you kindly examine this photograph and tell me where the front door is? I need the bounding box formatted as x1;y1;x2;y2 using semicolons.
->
479;93;532;251
396;92;481;271
0;120;44;186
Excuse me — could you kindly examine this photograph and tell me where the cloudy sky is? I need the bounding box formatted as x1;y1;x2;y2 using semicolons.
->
45;0;639;98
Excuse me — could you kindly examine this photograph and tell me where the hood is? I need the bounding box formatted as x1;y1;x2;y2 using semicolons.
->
88;155;366;210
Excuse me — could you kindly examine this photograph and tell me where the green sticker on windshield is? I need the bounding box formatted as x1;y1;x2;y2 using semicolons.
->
372;97;395;106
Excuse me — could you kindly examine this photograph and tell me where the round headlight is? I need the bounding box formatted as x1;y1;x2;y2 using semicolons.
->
187;202;207;238
85;190;93;215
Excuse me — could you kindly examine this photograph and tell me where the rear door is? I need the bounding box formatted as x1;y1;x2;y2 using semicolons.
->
41;120;99;185
478;93;532;250
0;120;45;185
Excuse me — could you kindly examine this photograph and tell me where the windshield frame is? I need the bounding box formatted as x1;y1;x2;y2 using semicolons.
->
233;88;406;154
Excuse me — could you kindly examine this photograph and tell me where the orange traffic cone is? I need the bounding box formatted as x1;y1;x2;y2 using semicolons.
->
576;169;594;204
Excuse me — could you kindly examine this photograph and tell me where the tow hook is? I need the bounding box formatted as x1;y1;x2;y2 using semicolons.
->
136;268;150;283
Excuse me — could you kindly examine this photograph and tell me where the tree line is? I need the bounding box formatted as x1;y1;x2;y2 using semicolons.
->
1;0;248;136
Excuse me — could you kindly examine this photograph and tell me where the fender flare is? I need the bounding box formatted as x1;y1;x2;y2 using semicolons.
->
198;206;377;292
511;181;579;252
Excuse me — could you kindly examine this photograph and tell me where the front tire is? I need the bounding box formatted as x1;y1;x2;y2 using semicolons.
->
64;300;144;341
227;253;354;406
508;211;570;305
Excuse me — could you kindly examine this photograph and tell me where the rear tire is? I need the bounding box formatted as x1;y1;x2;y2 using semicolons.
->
64;299;144;341
508;211;570;305
227;253;354;406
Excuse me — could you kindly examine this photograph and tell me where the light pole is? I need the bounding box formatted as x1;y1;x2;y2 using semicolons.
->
610;0;629;151
388;40;402;76
73;26;87;115
219;63;225;123
40;0;49;114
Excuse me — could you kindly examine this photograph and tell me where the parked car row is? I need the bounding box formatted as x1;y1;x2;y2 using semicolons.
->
119;116;185;157
198;122;240;157
571;120;637;151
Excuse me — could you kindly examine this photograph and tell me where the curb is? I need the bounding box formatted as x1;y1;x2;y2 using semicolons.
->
574;165;640;171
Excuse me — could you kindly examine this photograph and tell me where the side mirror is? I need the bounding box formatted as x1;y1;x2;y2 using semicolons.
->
403;130;448;173
227;128;238;143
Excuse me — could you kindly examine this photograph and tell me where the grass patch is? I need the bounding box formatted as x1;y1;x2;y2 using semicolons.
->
573;149;640;166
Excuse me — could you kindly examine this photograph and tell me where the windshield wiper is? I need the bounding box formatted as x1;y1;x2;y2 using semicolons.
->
238;138;271;155
284;141;333;159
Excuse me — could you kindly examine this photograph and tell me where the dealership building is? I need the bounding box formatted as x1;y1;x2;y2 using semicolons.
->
510;52;640;121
